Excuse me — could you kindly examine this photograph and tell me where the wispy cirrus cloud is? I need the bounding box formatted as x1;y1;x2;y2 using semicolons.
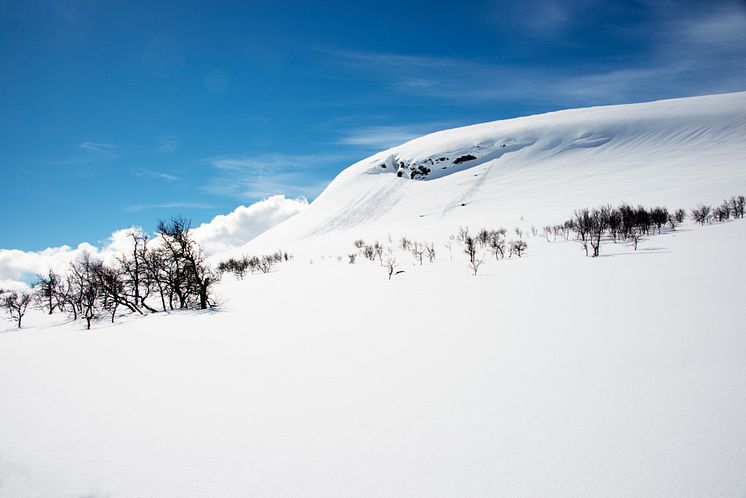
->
486;0;599;36
134;168;180;182
78;141;120;157
203;152;350;201
123;202;216;213
335;122;460;150
156;135;180;153
315;46;562;103
317;2;746;106
46;141;123;165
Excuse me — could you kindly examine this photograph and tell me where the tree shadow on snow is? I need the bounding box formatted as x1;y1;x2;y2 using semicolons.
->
598;247;671;257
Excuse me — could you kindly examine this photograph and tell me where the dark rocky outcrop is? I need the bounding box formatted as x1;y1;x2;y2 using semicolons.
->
453;154;477;164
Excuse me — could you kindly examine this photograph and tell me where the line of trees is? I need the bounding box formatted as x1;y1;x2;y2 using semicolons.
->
13;216;217;330
348;237;435;279
559;194;744;257
692;195;744;224
217;251;290;279
562;204;682;257
456;226;528;276
346;227;529;279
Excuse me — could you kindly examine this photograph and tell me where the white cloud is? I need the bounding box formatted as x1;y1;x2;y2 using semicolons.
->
0;197;308;288
0;242;103;289
193;195;308;256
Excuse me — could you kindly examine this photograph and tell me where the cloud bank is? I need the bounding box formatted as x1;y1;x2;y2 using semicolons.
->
0;195;308;289
193;195;308;255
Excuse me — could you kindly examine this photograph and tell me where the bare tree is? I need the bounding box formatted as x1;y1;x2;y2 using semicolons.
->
411;242;425;265
33;270;61;315
348;253;357;264
629;226;643;251
468;256;484;276
257;255;274;273
362;245;376;261
572;208;592;256
650;207;669;234
729;195;745;218
157;216;215;310
141;244;170;311
1;290;33;328
714;201;730;222
96;264;145;322
509;239;528;258
607;208;622;242
69;252;103;330
425;243;436;263
488;229;506;260
456;227;470;243
635;205;652;235
691;204;712;225
477;228;490;248
373;241;384;266
667;213;678;230
384;254;399;280
542;225;552;242
673;208;686;224
117;230;146;308
463;235;478;264
589;206;611;257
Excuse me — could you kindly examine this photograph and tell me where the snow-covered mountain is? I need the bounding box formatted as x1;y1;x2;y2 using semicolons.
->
243;91;746;254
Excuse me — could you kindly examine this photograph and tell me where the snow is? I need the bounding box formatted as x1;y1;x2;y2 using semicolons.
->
1;92;746;497
241;91;746;256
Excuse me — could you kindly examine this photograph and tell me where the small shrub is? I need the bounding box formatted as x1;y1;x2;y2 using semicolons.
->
509;240;528;258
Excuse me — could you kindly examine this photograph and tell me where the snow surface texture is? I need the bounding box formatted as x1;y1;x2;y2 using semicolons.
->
1;93;746;497
1;221;745;497
240;92;746;256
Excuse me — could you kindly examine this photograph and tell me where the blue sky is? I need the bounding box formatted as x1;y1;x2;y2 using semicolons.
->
2;0;745;251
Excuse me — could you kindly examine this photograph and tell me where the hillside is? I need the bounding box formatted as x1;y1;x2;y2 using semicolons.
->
241;92;746;255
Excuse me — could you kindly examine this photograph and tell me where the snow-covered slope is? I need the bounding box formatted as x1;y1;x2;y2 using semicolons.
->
243;92;746;254
2;93;746;498
1;220;745;497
